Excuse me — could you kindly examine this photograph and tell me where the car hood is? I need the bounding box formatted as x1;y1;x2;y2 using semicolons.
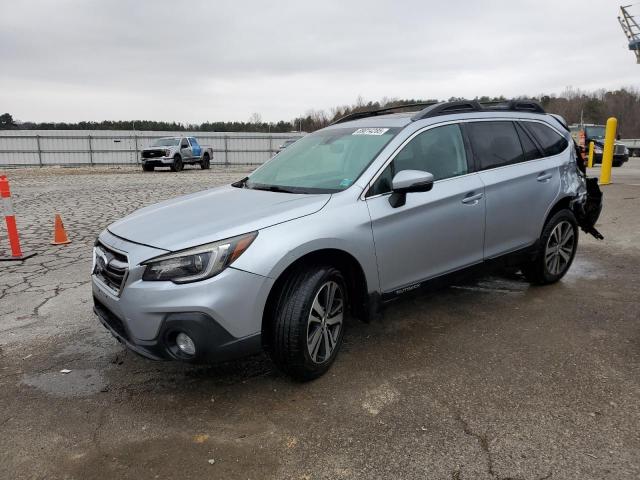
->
108;185;331;251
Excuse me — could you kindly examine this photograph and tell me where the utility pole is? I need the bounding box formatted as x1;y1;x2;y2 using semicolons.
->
132;120;138;165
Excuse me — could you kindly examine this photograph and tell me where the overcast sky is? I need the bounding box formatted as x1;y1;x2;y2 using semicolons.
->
1;0;638;124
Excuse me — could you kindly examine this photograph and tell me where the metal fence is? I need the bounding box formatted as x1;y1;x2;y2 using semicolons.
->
0;131;305;167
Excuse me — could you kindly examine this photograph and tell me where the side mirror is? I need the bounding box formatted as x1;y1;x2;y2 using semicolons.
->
389;170;434;208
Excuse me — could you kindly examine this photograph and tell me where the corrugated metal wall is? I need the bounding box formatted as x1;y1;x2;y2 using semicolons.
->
0;131;305;167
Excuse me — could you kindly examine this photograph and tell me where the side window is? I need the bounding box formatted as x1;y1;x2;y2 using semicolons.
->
515;123;543;161
467;121;524;170
368;124;468;196
189;137;199;147
523;122;569;157
368;163;393;196
181;138;189;148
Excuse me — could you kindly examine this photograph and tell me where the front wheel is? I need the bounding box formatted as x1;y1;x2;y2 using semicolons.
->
200;154;210;170
521;209;578;285
170;155;183;172
269;265;347;381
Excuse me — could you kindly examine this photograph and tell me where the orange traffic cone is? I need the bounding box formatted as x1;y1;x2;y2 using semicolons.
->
51;214;71;245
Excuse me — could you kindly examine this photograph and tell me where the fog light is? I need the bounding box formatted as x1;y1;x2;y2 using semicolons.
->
176;332;196;355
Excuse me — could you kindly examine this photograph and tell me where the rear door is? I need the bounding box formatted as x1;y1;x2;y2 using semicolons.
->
466;120;562;258
365;123;486;293
189;137;202;158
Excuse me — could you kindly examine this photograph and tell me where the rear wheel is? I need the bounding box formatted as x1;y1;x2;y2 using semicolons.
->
200;153;210;170
142;164;154;172
521;209;578;285
170;155;183;172
269;265;347;381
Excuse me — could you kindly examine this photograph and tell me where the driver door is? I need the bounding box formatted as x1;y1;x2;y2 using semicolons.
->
365;123;485;293
180;137;192;160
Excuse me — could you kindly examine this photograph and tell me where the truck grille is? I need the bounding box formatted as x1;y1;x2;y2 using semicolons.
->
142;149;166;158
614;144;626;156
93;242;129;295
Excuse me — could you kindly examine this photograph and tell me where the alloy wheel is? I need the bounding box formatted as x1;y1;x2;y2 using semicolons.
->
545;220;575;276
306;280;344;364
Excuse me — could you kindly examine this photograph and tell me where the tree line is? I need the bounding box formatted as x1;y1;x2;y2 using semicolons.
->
2;87;639;137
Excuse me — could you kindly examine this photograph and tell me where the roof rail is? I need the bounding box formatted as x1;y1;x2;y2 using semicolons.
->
411;99;545;121
331;102;438;125
477;100;545;113
331;99;546;125
410;101;483;121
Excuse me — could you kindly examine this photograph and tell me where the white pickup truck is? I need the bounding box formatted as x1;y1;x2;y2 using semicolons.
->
141;136;214;172
620;138;640;157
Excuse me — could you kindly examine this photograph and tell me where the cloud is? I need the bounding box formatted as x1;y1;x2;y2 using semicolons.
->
1;0;637;123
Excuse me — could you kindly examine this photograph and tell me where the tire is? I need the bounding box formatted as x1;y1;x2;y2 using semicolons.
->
613;159;623;167
142;164;154;172
269;265;347;381
200;153;210;170
170;155;183;172
521;209;578;285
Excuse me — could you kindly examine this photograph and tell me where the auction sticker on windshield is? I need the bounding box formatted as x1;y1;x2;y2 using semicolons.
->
352;128;389;135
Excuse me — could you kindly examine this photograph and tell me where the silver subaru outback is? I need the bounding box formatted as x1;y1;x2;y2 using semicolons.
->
92;100;603;380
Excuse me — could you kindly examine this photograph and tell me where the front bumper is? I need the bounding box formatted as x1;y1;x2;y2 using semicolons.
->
93;300;262;362
92;230;273;363
592;153;629;165
142;157;173;166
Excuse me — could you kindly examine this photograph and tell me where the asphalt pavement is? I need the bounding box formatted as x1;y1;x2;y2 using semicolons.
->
0;161;638;479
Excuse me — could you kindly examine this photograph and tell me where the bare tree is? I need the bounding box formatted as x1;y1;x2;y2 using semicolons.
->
248;112;262;124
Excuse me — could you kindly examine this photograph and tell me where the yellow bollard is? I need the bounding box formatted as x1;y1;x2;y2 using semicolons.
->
587;141;595;168
599;117;617;185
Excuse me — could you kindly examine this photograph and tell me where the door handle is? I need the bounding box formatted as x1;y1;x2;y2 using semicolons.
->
537;172;552;182
462;192;483;205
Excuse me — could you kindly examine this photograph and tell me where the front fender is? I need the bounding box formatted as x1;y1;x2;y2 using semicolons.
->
231;198;380;294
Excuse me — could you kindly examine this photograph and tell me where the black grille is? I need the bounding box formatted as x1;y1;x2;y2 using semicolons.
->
142;149;167;158
94;297;128;340
94;242;128;294
615;144;626;156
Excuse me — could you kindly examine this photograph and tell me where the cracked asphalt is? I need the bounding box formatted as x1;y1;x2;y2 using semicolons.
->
1;161;639;480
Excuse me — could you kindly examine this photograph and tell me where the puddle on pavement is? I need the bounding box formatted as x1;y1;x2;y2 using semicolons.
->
563;256;603;282
451;274;529;294
54;336;117;359
22;368;107;397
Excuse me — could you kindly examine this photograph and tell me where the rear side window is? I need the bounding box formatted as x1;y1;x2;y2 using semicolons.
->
466;121;523;170
523;122;569;157
515;123;543;161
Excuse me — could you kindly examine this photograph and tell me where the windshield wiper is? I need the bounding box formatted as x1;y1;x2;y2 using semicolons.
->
231;177;249;188
248;184;297;193
232;178;297;193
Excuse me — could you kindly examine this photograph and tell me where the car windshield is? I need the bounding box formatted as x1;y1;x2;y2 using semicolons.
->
585;126;605;139
151;138;180;146
246;127;400;193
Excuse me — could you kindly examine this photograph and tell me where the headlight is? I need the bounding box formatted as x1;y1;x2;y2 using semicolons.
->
142;232;257;283
624;146;629;155
164;149;171;156
594;145;603;154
